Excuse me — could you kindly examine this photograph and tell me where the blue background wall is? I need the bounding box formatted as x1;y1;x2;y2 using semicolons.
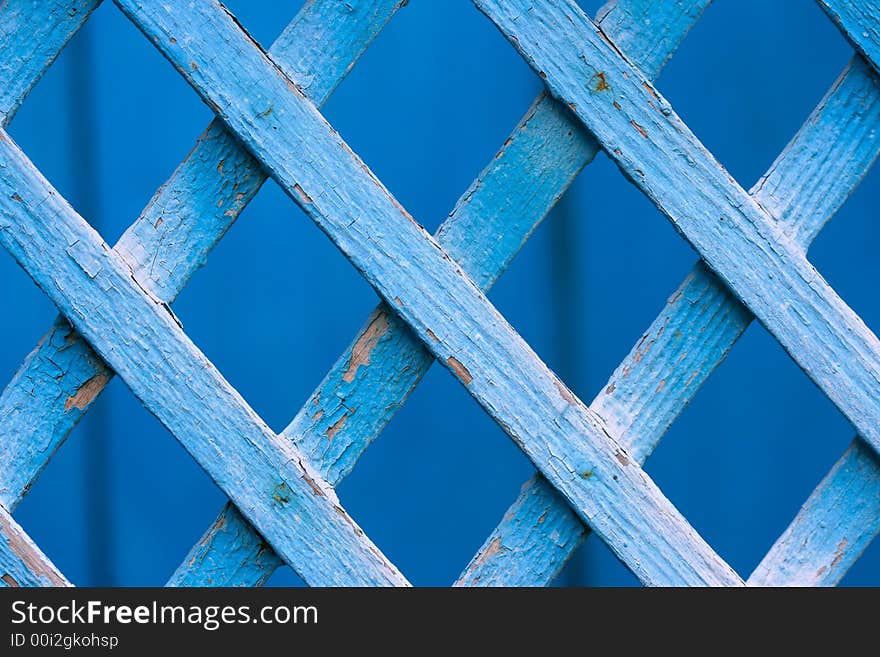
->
3;0;878;585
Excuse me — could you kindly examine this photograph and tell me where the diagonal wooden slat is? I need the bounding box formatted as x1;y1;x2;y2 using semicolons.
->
169;0;712;588
475;0;880;461
0;0;102;126
819;0;880;73
0;506;69;587
460;55;880;586
114;0;741;586
749;439;880;586
0;0;406;513
0;131;407;587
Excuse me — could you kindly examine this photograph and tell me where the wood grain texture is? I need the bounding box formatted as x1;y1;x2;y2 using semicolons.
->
115;0;740;585
0;131;407;587
460;55;880;585
0;0;100;125
170;0;712;588
0;0;405;514
819;0;880;75
0;506;69;587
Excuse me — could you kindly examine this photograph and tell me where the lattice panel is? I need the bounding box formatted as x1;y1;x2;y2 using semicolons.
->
1;0;879;587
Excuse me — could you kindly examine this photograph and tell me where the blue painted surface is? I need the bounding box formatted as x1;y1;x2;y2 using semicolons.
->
1;0;879;586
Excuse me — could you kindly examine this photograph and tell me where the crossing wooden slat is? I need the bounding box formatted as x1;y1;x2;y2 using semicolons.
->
460;54;880;585
0;130;408;587
0;0;406;514
475;0;880;462
113;0;740;586
170;0;712;587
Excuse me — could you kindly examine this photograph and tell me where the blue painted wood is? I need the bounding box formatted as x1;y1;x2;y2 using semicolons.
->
819;0;880;74
0;506;69;587
170;505;280;587
114;0;740;586
2;0;874;589
750;439;880;586
171;0;712;587
0;0;405;514
0;131;408;587
0;0;101;125
459;54;880;585
475;0;880;463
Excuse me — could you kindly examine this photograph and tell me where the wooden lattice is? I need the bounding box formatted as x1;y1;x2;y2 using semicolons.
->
2;0;880;587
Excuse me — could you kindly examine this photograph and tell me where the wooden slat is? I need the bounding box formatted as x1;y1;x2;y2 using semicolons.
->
170;0;712;587
114;0;740;586
459;54;880;584
475;0;880;461
819;0;880;74
749;439;880;586
170;505;281;587
0;506;69;587
0;131;407;587
0;0;405;513
0;0;101;125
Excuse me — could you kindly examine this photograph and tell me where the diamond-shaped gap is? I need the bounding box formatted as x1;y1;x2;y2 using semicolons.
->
655;0;852;187
336;357;535;586
645;323;858;585
7;2;213;244
562;320;857;586
173;172;384;436
15;373;228;585
318;0;543;234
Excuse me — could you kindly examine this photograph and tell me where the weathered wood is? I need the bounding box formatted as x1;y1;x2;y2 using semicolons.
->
171;0;712;587
3;0;876;589
0;0;101;587
819;0;880;75
0;0;406;514
114;0;740;585
749;439;880;586
475;0;880;460
460;53;880;586
170;505;281;587
459;47;880;587
0;506;69;587
0;0;101;125
0;131;407;587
